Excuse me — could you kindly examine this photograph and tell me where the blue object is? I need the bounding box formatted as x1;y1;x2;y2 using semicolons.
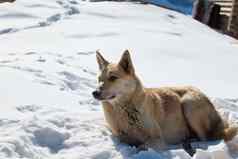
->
148;0;195;15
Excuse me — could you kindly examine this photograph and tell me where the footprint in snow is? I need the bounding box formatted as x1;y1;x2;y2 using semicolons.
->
0;65;42;74
0;119;20;126
77;51;95;56
33;127;70;153
39;6;79;27
68;0;79;4
56;0;68;7
56;59;66;65
167;14;176;19
0;0;80;36
0;28;18;35
56;0;80;15
0;59;17;64
25;52;37;55
16;105;42;113
46;13;62;23
36;56;46;62
35;79;56;86
66;6;80;15
165;32;182;36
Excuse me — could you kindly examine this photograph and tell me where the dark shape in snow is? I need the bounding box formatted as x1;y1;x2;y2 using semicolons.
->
33;127;70;153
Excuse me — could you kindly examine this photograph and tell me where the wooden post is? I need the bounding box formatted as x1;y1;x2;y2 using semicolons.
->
228;0;238;38
0;0;15;3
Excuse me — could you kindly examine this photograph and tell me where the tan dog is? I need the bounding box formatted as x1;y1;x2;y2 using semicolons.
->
92;50;237;154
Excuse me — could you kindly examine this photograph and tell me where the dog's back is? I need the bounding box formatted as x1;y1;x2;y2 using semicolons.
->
154;86;237;142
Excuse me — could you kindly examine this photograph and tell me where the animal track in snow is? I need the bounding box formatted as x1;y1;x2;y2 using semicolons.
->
68;0;79;5
0;51;97;98
16;105;42;113
0;28;18;35
0;59;18;64
34;79;56;86
0;119;20;127
0;65;43;74
36;56;46;63
25;52;38;55
33;127;70;153
77;51;95;55
58;71;96;92
47;13;62;23
0;0;80;36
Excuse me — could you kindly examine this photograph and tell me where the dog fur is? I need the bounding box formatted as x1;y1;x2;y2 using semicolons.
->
93;50;237;152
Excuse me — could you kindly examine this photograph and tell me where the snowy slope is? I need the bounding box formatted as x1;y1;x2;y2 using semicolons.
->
0;0;237;159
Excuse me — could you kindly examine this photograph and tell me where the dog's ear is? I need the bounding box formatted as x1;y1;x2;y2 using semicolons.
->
96;50;109;71
119;50;134;74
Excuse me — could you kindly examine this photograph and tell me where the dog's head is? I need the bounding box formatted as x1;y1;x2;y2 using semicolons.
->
92;50;138;102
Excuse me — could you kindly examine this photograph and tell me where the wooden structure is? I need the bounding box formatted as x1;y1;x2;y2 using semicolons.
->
0;0;15;3
213;0;238;38
214;0;233;16
228;0;238;38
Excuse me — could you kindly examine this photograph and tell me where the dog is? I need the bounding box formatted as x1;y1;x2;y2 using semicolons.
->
92;49;237;155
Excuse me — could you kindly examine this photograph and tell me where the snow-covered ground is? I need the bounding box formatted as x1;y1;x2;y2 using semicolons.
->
0;0;238;158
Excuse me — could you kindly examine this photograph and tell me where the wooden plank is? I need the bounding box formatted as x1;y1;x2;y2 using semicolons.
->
213;0;233;2
220;7;232;12
213;0;233;16
215;3;232;7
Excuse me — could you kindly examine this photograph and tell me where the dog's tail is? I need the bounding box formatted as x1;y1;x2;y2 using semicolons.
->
222;126;238;141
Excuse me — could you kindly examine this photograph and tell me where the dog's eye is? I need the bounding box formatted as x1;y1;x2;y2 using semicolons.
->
108;76;118;81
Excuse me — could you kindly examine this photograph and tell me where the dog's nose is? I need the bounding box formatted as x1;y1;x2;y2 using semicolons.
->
92;90;101;99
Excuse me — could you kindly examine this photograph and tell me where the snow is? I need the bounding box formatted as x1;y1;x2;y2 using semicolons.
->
0;0;237;159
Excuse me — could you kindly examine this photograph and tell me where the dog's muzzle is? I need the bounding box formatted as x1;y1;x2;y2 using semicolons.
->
92;90;101;99
92;90;116;101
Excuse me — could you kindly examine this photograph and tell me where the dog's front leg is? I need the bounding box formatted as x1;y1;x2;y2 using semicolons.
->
138;138;167;152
